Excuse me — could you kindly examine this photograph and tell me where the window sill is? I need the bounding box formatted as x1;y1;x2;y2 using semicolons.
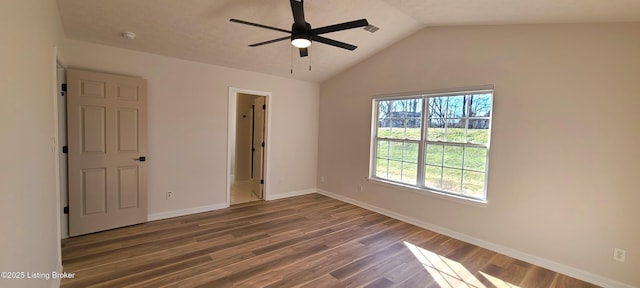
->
367;178;488;208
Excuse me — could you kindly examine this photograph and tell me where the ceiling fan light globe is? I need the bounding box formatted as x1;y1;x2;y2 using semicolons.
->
291;38;311;48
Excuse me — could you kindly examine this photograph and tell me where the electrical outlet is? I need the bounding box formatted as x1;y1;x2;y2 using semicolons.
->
166;191;173;200
320;176;325;183
358;184;364;192
613;248;626;262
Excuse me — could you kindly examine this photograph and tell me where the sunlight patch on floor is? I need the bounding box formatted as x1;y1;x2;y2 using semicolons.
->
403;241;520;288
479;272;520;288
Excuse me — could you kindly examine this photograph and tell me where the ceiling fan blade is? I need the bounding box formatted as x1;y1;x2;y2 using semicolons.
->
290;0;306;31
249;36;291;47
230;19;290;34
299;48;308;57
312;35;357;51
311;19;369;35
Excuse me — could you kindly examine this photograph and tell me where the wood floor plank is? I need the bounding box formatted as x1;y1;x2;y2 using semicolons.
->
329;242;408;280
134;213;386;287
395;269;438;288
264;222;424;287
61;194;601;288
337;244;421;287
297;274;343;288
364;277;395;288
553;274;601;288
521;265;558;287
264;241;367;288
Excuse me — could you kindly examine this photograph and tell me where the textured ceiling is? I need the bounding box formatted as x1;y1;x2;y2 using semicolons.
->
56;0;640;83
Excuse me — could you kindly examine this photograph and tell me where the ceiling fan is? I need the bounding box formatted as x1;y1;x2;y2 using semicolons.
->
230;0;369;58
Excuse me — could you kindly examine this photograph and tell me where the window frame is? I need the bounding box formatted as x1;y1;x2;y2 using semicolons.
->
369;86;494;204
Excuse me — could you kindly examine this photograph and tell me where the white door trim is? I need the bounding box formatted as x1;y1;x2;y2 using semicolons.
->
52;46;66;279
227;87;272;207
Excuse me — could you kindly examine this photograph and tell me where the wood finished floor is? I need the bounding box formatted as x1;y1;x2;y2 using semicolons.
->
61;194;600;288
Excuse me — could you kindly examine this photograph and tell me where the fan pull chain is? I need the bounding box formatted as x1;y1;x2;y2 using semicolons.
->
308;47;311;71
290;46;294;74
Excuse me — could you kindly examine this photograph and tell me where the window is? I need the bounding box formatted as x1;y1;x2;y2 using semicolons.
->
371;88;493;202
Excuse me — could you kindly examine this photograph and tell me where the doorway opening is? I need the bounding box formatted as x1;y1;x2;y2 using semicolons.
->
227;88;271;206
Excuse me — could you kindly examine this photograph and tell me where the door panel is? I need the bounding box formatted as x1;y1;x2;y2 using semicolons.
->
68;69;148;237
117;108;139;152
118;166;140;209
117;85;139;101
81;168;107;215
81;106;106;153
81;80;106;99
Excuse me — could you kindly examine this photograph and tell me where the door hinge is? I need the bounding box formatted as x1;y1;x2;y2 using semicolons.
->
62;146;68;153
262;104;266;110
63;206;69;214
260;179;264;184
261;142;264;147
61;84;67;92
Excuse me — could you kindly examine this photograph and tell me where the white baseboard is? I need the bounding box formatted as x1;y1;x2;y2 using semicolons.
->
147;203;228;221
317;189;633;288
266;188;317;200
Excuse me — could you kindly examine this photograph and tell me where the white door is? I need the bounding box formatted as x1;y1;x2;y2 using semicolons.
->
252;97;265;199
67;69;148;237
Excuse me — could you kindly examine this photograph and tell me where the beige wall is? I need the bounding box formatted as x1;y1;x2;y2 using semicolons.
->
235;94;259;182
319;23;640;287
0;0;66;287
64;39;319;217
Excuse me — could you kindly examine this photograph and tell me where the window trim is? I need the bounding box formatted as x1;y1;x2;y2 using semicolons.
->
369;85;494;204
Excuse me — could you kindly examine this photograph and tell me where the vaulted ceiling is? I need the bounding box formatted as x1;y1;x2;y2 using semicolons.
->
57;0;640;83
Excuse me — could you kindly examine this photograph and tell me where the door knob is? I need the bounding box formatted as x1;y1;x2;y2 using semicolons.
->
134;156;146;162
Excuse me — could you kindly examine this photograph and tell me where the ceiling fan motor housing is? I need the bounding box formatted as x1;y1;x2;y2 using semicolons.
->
292;23;312;41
